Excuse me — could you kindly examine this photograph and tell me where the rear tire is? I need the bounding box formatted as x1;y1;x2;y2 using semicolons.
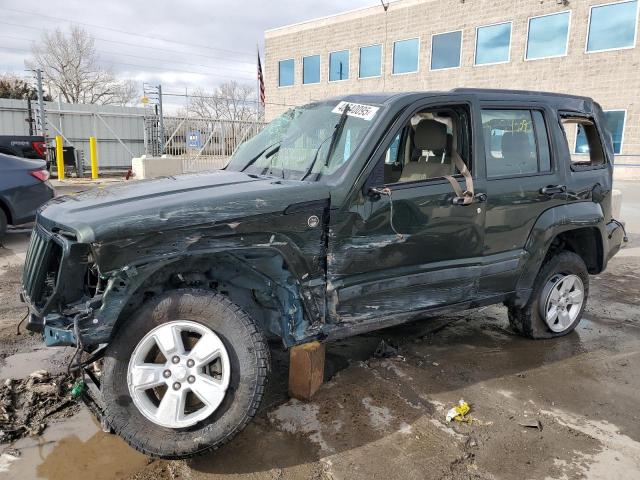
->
508;251;589;339
101;289;270;459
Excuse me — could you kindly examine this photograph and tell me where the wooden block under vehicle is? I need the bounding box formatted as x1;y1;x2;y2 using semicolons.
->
288;341;325;401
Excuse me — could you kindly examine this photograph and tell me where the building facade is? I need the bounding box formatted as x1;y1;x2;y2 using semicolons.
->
264;0;640;177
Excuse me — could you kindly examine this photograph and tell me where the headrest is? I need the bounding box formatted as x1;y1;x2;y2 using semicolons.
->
414;120;447;151
501;131;530;159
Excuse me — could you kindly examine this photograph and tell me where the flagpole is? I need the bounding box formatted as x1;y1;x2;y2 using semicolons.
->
256;44;262;121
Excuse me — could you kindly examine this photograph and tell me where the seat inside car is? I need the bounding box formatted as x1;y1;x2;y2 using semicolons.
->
399;119;455;182
500;131;537;175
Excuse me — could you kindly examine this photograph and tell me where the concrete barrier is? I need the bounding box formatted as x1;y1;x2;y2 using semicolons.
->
131;155;229;179
131;155;185;179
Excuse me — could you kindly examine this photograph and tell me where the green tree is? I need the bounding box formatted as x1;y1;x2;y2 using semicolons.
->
0;74;52;100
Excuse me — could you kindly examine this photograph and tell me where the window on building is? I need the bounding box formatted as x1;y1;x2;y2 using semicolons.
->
604;110;626;154
575;110;625;155
359;44;382;78
303;55;320;84
431;30;462;70
481;109;551;177
526;11;571;60
475;22;512;65
381;105;472;185
278;59;294;87
587;0;638;52
393;38;420;74
329;50;349;81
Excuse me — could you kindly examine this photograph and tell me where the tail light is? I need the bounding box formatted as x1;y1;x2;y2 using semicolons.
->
31;141;46;159
30;169;50;182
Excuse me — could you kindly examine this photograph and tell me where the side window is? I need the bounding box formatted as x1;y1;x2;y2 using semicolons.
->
382;105;471;185
560;117;606;167
481;109;551;177
385;133;401;164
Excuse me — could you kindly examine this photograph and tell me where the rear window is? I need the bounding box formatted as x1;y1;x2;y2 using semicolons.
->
481;109;551;177
560;116;606;167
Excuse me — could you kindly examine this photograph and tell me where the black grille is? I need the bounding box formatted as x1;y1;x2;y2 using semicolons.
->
22;227;60;307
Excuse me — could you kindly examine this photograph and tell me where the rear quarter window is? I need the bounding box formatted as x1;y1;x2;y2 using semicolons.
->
560;116;606;168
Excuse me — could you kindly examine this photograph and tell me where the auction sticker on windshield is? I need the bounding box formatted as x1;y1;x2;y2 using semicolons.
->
332;101;380;121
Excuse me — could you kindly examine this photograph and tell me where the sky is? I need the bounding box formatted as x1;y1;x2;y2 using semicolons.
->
0;0;375;110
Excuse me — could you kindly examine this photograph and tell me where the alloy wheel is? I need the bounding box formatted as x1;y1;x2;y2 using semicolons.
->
127;320;230;429
540;274;585;333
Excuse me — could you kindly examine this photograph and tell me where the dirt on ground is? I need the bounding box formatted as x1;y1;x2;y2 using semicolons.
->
0;232;79;448
0;183;639;479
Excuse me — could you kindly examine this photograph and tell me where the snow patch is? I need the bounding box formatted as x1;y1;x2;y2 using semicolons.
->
270;399;332;453
361;397;394;431
541;408;640;479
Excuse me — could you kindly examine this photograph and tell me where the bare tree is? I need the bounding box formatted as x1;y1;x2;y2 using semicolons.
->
186;82;258;154
27;26;137;105
188;82;257;122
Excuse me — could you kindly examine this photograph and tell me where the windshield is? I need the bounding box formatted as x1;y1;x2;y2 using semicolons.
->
226;100;382;180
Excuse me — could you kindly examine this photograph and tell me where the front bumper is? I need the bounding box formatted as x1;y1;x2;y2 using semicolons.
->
24;311;78;346
21;224;93;346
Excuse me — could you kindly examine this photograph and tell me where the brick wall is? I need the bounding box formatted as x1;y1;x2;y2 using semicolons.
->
264;0;640;176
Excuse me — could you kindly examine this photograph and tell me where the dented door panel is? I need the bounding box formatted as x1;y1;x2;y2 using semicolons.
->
327;179;485;324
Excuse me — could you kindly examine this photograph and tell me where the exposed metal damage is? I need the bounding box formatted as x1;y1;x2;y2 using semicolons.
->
27;170;332;349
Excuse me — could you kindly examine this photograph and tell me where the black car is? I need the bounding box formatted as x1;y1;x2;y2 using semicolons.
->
0;135;47;160
0;153;54;238
21;89;625;459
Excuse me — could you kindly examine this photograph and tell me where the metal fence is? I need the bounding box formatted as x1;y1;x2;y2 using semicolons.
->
0;98;146;169
0;98;265;172
162;116;265;172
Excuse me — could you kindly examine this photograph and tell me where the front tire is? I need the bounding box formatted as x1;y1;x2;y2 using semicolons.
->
102;289;270;459
508;251;589;339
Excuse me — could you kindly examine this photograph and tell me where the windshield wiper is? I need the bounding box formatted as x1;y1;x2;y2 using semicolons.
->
299;105;350;181
240;142;281;172
324;105;350;167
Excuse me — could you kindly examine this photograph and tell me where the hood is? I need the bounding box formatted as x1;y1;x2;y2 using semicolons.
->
38;170;330;243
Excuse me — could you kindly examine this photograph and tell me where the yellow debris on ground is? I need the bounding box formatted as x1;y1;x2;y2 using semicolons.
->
445;399;472;423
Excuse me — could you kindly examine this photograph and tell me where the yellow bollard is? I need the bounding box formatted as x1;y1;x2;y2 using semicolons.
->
89;136;99;179
55;135;65;180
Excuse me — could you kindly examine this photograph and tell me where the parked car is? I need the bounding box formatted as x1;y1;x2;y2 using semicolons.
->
21;89;625;458
0;135;47;161
0;153;54;238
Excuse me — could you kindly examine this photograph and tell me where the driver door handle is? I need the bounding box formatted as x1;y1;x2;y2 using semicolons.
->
540;185;567;195
452;192;487;205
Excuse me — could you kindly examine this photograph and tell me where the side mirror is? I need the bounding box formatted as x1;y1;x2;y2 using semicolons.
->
367;186;382;200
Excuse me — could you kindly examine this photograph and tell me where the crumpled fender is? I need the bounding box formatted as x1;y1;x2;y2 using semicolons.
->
513;202;606;306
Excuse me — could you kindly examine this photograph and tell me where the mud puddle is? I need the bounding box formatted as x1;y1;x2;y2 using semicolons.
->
0;408;149;480
0;347;71;380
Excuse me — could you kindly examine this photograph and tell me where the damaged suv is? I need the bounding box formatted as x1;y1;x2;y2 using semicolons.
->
22;89;625;458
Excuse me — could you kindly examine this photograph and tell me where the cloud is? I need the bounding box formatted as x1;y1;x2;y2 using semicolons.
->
1;0;375;98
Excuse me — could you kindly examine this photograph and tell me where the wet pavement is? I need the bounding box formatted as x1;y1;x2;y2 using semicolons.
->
0;181;638;479
0;409;149;480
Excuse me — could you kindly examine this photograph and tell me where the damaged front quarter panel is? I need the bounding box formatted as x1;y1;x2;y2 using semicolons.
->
40;178;332;349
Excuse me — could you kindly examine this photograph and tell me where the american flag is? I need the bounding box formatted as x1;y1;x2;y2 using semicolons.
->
257;48;265;108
